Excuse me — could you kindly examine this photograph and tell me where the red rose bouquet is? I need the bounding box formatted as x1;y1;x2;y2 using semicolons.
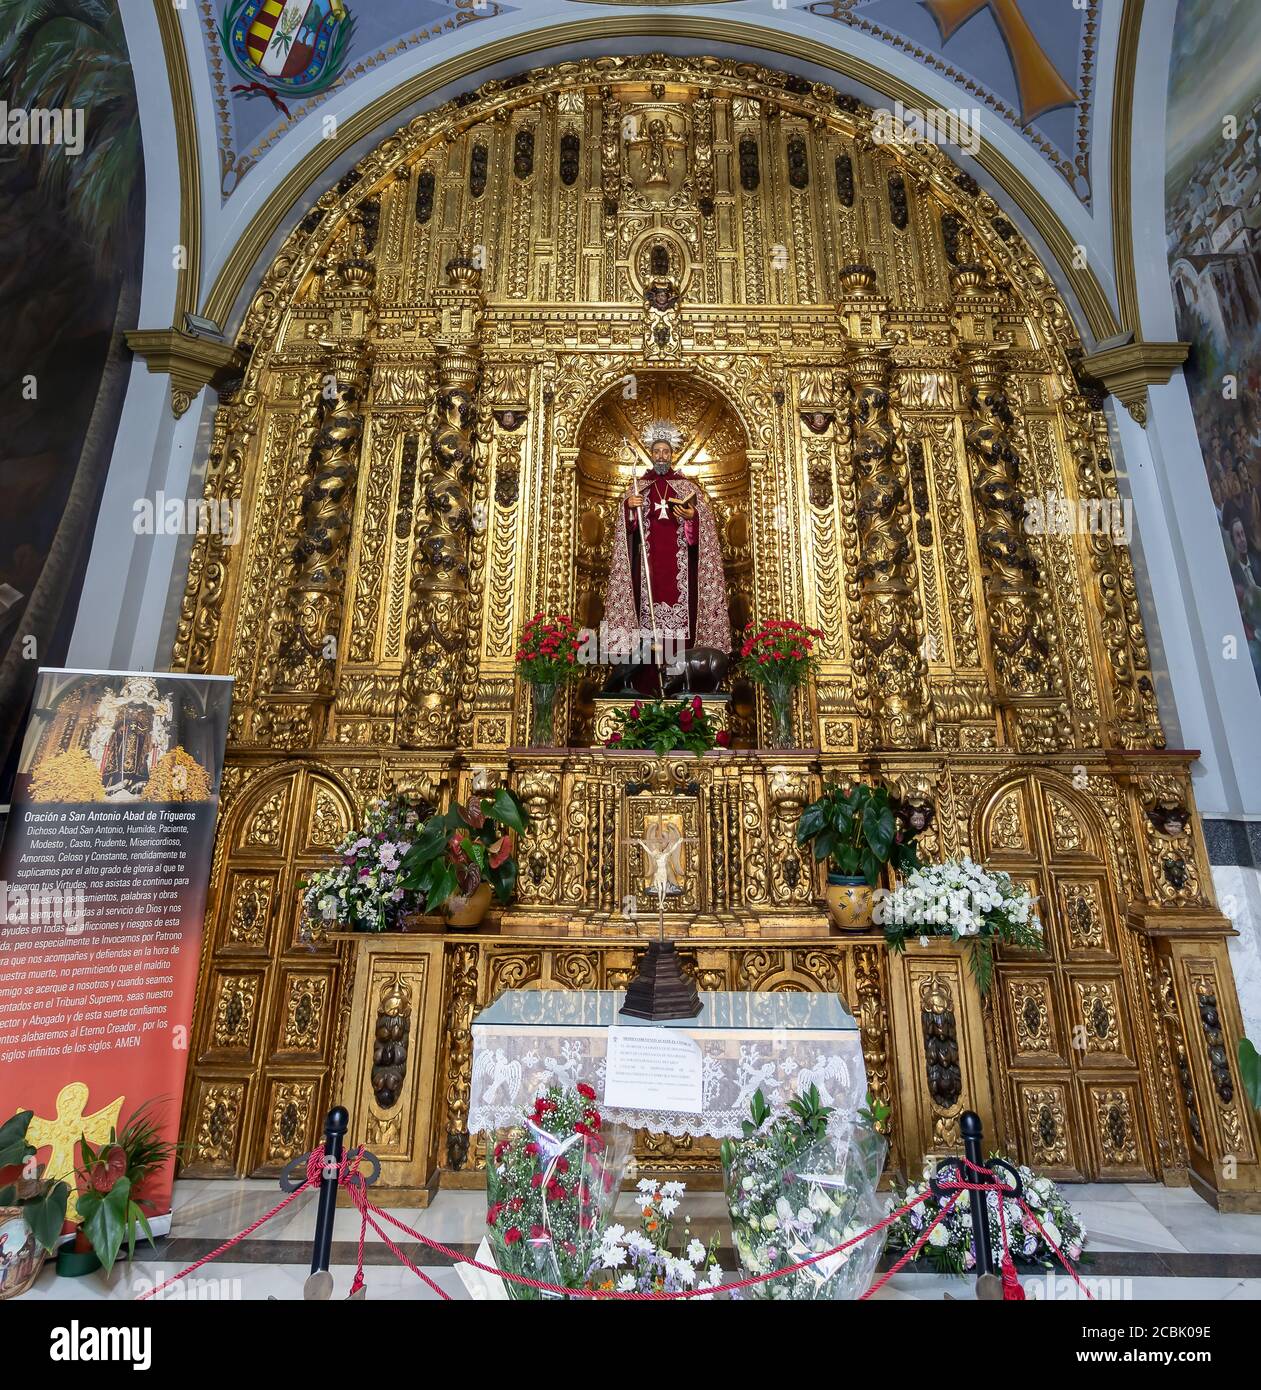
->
515;614;584;746
485;1082;631;1299
739;619;823;749
604;695;732;755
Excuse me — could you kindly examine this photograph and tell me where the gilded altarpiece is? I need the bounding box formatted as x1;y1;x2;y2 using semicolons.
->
172;58;1259;1207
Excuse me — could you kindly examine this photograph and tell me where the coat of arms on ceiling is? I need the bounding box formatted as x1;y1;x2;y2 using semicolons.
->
221;0;357;118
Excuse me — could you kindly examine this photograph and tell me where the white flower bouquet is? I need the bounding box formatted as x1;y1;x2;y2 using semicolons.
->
720;1086;887;1300
300;794;425;934
877;856;1042;993
588;1179;724;1297
886;1160;1086;1276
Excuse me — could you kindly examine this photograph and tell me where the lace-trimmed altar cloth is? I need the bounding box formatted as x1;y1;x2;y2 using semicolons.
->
468;990;867;1139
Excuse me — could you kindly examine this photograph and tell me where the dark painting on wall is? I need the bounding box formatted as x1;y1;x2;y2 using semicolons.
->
1166;0;1261;693
0;0;144;797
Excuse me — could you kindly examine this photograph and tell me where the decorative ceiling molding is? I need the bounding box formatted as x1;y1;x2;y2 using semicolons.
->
196;14;1120;342
126;327;246;419
1110;0;1143;337
154;0;202;319
1081;339;1190;428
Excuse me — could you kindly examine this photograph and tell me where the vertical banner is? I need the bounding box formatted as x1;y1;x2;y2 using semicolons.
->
0;669;232;1222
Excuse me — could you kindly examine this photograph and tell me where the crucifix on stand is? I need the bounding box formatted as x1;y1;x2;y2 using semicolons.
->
619;815;703;1020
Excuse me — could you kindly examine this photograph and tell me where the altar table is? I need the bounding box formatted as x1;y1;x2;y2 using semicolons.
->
468;989;866;1139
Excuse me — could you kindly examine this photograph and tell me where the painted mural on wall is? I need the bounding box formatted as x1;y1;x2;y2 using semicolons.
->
204;0;515;199
0;0;145;796
1166;0;1261;693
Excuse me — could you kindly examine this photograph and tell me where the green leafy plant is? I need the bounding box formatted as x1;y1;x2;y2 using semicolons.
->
74;1102;177;1274
1240;1038;1261;1112
0;1110;70;1254
604;696;731;756
795;781;920;887
399;789;529;913
857;1090;891;1135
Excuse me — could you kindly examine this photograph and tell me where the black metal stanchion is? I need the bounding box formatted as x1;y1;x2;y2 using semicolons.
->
960;1110;995;1281
930;1109;1024;1300
310;1106;348;1282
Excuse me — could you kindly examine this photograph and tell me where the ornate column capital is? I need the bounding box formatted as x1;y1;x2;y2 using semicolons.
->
1080;340;1190;428
126;325;245;419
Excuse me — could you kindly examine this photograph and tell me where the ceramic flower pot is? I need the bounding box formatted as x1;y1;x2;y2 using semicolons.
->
825;873;872;930
0;1212;45;1299
444;881;493;928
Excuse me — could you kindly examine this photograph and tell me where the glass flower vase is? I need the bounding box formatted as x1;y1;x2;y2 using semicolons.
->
765;678;795;750
530;681;559;747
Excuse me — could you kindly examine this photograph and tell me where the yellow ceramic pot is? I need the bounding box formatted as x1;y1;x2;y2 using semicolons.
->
444;881;494;928
825;874;873;931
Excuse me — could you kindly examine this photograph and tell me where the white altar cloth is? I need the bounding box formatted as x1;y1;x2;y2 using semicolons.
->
468;989;867;1139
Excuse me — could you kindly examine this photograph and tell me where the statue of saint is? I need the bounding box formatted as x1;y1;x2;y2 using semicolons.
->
603;420;731;694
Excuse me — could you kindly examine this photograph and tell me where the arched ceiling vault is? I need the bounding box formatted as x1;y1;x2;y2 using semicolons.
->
140;1;1149;347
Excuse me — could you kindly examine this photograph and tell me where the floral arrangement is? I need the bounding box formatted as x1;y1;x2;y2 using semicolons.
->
301;794;427;934
588;1178;724;1297
28;748;106;802
604;695;731;755
485;1082;629;1299
142;746;213;801
720;1086;887;1301
885;1160;1086;1277
738;618;823;687
514;613;584;685
0;1110;70;1257
877;857;1042;993
796;780;921;886
399;788;528;912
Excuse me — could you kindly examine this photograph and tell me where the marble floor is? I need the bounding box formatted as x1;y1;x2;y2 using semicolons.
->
19;1177;1261;1302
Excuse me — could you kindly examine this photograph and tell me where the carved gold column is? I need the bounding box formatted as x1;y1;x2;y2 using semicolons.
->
847;344;930;749
398;249;485;747
961;349;1063;746
269;338;373;704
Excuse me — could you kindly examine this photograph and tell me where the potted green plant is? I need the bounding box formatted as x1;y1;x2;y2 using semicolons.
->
69;1101;178;1278
0;1111;70;1300
398;788;529;927
795;780;920;929
604;695;731;755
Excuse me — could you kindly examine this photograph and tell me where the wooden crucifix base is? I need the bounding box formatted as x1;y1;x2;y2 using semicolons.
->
618;940;703;1021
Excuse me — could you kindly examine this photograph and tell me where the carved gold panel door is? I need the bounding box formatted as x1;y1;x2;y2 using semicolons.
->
181;767;353;1177
981;776;1155;1182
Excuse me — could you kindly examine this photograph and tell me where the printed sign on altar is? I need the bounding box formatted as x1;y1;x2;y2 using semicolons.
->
0;669;232;1222
603;1026;704;1115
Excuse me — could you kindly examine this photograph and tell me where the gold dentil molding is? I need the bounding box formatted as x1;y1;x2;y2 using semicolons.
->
1080;339;1190;427
126;327;245;419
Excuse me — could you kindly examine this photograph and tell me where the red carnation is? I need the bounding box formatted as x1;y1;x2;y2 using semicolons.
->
524;1141;540;1156
583;1108;602;1130
530;1224;549;1240
606;732;623;745
555;1156;570;1174
508;1197;523;1213
692;695;703;714
679;708;694;731
629;703;641;720
716;729;731;748
504;1226;522;1245
576;1083;596;1100
531;1172;544;1188
487;1203;503;1224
